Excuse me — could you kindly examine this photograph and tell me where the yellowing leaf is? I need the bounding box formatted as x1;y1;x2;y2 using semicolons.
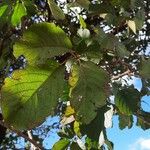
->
127;20;136;34
69;64;79;87
74;121;81;137
65;106;75;117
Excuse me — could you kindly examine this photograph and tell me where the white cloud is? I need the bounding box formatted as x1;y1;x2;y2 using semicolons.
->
129;138;150;150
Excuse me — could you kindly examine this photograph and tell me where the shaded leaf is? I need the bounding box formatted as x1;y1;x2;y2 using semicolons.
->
70;142;82;150
14;23;72;66
115;87;140;115
70;61;108;124
24;0;37;16
70;0;90;9
52;138;70;150
119;114;133;130
1;65;66;130
140;58;150;79
48;0;65;20
11;1;27;26
136;111;150;130
134;9;145;30
94;28;129;57
81;108;107;141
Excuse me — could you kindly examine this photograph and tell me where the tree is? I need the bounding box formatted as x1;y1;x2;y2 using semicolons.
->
0;0;149;149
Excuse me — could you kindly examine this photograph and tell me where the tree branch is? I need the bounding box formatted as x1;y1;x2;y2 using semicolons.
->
0;120;43;150
111;69;134;80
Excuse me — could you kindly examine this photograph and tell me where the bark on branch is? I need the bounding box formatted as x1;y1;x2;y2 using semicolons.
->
0;120;43;150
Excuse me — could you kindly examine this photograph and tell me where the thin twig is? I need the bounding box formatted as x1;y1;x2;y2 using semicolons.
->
111;69;134;80
0;120;43;150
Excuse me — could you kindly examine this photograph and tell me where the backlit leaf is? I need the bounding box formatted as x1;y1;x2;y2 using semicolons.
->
52;138;70;150
1;65;66;129
11;1;27;26
14;23;72;66
65;106;75;117
79;16;86;29
0;4;8;17
74;121;81;137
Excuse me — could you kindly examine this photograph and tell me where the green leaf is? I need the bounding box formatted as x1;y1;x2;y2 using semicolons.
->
48;0;65;20
14;23;72;66
77;0;90;9
116;42;130;57
136;111;150;130
1;65;66;130
11;1;27;26
119;114;133;129
89;3;113;14
70;61;108;124
94;28;129;57
79;16;86;29
0;4;8;17
134;9;145;31
115;87;140;115
81;109;105;141
74;121;81;137
24;0;37;16
52;138;70;150
140;58;150;79
85;137;99;149
0;3;11;29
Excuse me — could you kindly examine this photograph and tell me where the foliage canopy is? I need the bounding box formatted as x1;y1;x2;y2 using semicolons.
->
0;0;150;149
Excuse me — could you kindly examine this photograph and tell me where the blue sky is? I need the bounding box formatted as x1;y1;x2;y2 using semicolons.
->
107;116;150;150
41;77;150;150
